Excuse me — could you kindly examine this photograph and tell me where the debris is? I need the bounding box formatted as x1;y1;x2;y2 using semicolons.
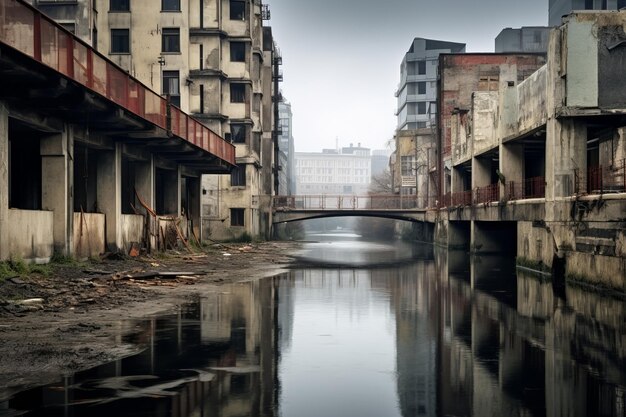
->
9;277;25;285
150;262;161;267
128;243;141;258
82;270;112;275
222;253;232;257
16;298;44;306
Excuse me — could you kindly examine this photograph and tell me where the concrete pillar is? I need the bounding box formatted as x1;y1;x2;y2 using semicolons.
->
451;166;465;193
41;126;73;256
449;221;470;250
0;102;8;260
472;157;492;190
500;142;524;198
134;156;155;214
545;118;586;201
97;143;122;251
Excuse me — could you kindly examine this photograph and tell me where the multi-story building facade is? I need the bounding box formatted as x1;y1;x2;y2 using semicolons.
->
549;0;626;25
396;38;465;131
295;144;371;195
278;100;295;196
495;27;550;53
33;0;281;241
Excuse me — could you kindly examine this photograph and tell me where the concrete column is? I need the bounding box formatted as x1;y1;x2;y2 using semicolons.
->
472;157;492;189
97;143;122;251
134;156;155;214
41;126;73;256
0;102;8;260
451;166;465;193
500;142;524;198
545;118;586;201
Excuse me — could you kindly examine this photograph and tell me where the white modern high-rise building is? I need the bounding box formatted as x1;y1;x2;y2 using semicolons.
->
396;38;465;131
295;144;371;195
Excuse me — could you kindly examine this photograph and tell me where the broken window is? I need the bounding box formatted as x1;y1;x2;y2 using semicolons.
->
230;0;245;20
230;41;246;62
230;83;245;103
162;28;180;53
161;0;180;11
230;164;246;186
162;70;180;107
230;208;245;226
231;124;246;143
110;0;129;12
110;29;129;53
417;82;426;95
478;75;499;91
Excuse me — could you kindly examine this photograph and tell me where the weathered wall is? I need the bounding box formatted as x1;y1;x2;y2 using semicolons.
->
7;209;54;263
472;91;499;156
120;214;144;253
517;221;554;268
73;212;105;259
517;65;548;135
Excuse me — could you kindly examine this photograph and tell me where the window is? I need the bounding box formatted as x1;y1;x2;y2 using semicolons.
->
417;61;426;75
230;83;245;103
111;29;129;53
162;70;180;107
231;165;246;186
401;156;416;176
429;102;437;114
417;102;426;114
231;124;246;143
231;208;245;226
59;22;76;34
416;121;427;129
417;82;426;95
161;0;180;11
110;0;129;12
162;28;180;53
230;41;245;62
230;0;245;20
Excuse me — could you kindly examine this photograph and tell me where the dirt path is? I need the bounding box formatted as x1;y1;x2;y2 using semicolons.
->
0;241;299;400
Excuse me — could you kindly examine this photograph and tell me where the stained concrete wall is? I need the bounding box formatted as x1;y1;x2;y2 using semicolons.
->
73;212;105;259
565;18;598;108
120;214;144;252
7;209;54;263
472;92;499;156
517;65;548;135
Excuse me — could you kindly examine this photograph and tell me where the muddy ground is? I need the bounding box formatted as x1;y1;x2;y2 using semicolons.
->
0;241;299;401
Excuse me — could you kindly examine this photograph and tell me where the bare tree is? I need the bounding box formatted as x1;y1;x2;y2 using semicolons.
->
369;168;393;194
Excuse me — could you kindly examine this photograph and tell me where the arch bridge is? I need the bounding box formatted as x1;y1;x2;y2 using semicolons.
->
272;195;429;224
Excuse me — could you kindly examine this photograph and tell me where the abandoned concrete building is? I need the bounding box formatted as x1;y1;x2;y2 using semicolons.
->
434;11;626;289
0;0;236;262
29;0;282;241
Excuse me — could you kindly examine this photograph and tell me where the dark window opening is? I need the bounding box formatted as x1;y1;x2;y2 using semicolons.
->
230;0;245;20
230;41;245;62
121;158;136;215
73;145;99;213
619;0;626;8
585;0;593;8
230;83;245;103
155;168;178;215
231;124;246;143
161;0;180;11
417;60;426;75
110;29;129;53
199;84;204;113
8;126;42;210
417;82;426;95
417;102;427;114
230;164;246;186
110;0;129;12
163;70;180;107
230;208;245;226
162;28;180;53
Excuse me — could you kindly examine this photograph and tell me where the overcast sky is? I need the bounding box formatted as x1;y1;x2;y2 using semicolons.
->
266;0;548;153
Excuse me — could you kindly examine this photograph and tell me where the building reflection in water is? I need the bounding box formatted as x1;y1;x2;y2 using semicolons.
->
5;243;625;417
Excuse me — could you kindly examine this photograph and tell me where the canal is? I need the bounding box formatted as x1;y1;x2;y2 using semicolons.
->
3;235;625;416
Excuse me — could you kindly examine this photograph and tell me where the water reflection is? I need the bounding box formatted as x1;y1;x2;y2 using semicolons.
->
3;241;625;417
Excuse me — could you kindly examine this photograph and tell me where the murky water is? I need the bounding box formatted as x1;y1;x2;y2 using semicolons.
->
2;236;625;416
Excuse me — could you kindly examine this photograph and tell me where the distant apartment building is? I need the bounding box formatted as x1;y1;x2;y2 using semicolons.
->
278;100;295;195
396;38;465;131
549;0;626;25
495;27;550;53
295;144;371;195
33;0;281;241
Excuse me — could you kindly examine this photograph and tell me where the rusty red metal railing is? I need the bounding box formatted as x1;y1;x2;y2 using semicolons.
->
474;184;500;204
0;0;234;166
575;159;626;195
272;195;428;211
507;176;546;200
